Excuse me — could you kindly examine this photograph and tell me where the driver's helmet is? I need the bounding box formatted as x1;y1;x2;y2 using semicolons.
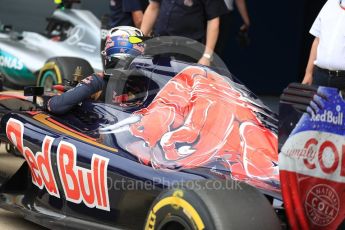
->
103;26;144;69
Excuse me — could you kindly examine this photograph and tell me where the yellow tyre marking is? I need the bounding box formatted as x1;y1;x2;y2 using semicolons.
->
173;190;184;198
145;196;205;230
172;190;184;210
145;211;156;230
37;62;63;86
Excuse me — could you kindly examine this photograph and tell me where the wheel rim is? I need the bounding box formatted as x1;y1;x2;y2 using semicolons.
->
40;70;58;92
158;216;193;230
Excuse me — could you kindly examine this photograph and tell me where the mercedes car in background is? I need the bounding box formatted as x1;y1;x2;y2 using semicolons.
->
0;0;102;90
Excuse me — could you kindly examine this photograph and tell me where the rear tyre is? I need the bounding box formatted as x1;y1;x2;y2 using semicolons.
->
145;180;281;230
37;57;94;92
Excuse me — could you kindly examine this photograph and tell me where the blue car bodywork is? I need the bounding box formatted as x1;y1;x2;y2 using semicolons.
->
0;56;281;229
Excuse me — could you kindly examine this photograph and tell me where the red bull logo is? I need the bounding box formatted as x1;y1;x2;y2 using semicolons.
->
124;66;278;182
310;106;343;125
6;118;110;211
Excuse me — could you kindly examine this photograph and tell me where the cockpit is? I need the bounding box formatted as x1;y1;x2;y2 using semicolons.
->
102;68;159;110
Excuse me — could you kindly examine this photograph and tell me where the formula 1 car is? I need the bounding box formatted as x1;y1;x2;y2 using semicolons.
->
0;52;283;229
279;83;345;229
0;0;101;90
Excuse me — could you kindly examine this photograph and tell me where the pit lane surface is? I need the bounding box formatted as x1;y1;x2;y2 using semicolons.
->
0;144;45;229
0;209;45;230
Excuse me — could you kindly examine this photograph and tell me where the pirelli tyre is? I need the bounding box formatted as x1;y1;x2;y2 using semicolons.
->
37;57;94;92
144;180;281;230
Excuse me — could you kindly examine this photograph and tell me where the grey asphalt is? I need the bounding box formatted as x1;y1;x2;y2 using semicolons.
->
0;209;44;230
0;144;45;229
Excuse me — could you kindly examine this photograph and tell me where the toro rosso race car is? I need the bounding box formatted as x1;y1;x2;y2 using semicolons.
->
0;54;283;229
279;83;345;229
0;0;101;90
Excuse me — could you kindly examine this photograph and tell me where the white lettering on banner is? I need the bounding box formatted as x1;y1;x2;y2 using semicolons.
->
310;105;343;125
6;118;110;211
0;55;24;70
280;131;345;183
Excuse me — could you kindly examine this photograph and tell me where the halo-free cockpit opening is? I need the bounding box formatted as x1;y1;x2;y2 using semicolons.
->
103;68;160;110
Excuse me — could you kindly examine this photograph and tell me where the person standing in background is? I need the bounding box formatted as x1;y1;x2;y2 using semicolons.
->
302;0;345;89
140;0;227;66
216;0;251;57
109;0;148;28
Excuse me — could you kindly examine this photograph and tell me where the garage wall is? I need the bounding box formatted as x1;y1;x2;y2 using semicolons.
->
0;0;108;32
223;0;304;94
0;0;327;95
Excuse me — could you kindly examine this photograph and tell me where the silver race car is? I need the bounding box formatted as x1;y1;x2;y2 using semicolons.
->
0;0;102;90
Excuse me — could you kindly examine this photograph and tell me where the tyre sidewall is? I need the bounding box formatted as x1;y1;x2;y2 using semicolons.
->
39;70;58;90
38;57;94;88
145;188;215;230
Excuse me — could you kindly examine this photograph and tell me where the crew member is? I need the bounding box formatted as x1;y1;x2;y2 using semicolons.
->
109;0;148;28
302;0;345;90
140;0;228;66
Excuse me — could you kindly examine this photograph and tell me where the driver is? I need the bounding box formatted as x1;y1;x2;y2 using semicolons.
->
47;26;145;114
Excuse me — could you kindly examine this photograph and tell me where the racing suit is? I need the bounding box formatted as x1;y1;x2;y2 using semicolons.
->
48;74;105;114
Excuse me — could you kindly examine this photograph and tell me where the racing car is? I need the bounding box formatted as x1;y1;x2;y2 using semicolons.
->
0;46;284;229
0;0;101;90
279;83;345;229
